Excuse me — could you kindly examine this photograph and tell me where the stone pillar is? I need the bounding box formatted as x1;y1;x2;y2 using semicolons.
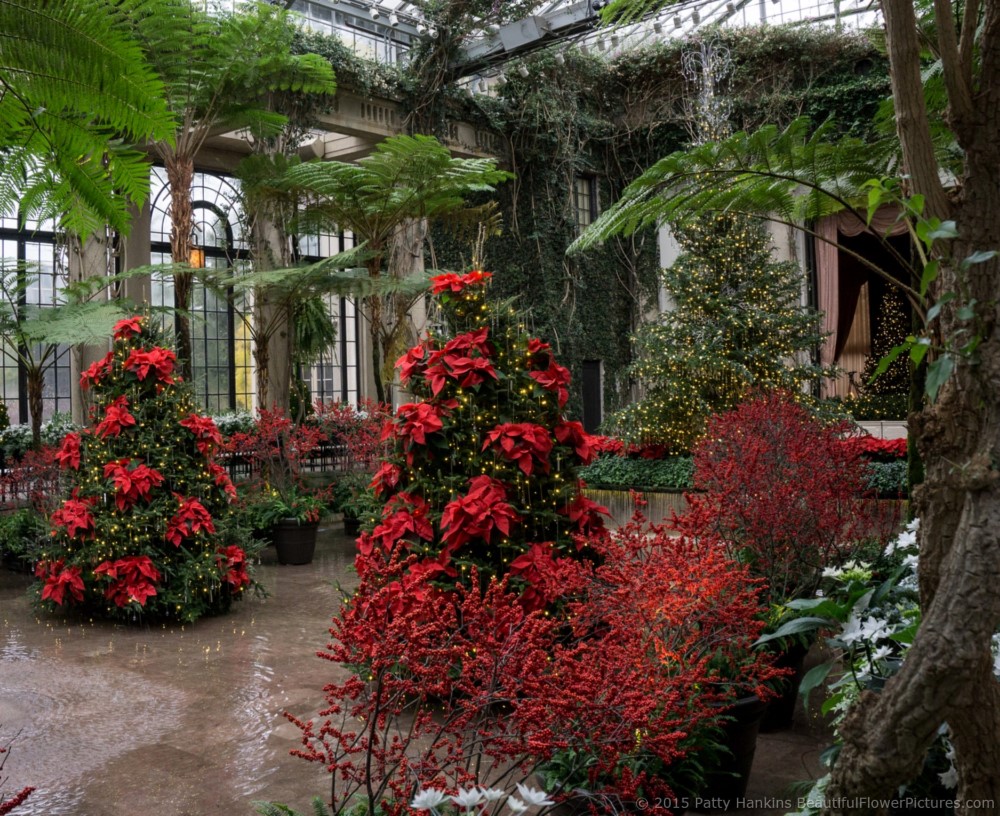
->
67;231;113;426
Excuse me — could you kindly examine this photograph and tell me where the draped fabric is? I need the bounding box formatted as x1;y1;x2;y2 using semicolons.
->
815;207;907;396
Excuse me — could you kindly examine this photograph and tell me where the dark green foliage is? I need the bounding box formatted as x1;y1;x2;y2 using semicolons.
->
833;393;909;421
864;460;909;498
579;455;694;492
0;508;48;572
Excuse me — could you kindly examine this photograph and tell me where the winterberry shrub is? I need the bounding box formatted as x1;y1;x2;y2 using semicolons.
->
288;512;780;815
675;391;887;606
33;316;254;622
367;270;607;607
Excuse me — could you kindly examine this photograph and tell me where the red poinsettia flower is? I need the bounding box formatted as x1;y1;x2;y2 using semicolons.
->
509;541;564;612
394;402;455;465
55;432;82;470
165;494;216;547
554;419;597;465
529;360;571;407
440;475;520;552
112;316;144;340
370;461;402;496
123;346;176;384
79;351;114;389
103;458;165;511
207;461;237;500
50;493;96;539
483;422;554;475
216;545;251;589
180;413;222;454
430;270;493;294
95;555;161;607
370;492;435;552
395;344;429;386
36;559;85;606
561;491;610;538
95;396;137;439
424;328;497;394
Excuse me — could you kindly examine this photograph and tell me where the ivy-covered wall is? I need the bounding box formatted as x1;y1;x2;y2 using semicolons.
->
301;24;892;423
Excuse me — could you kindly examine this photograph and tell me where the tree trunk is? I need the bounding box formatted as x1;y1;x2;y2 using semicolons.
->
824;0;1000;810
165;155;195;381
27;365;43;450
249;212;292;413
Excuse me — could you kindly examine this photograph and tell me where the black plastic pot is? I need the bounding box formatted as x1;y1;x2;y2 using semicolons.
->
759;641;811;732
273;519;318;565
697;695;768;810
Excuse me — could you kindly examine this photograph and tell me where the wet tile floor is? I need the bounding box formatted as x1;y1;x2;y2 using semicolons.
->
1;525;829;816
1;526;358;816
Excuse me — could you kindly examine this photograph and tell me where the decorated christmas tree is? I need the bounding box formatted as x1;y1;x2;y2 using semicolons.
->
364;271;607;610
610;213;826;452
861;284;910;395
34;316;253;622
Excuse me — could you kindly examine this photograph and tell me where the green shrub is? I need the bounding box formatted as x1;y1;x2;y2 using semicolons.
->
0;507;48;571
864;460;909;497
579;455;694;491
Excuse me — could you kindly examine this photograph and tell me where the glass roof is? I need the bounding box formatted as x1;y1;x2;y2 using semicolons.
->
287;0;882;76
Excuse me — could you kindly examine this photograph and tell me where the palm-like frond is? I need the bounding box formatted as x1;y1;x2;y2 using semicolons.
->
285;134;513;254
571;118;899;253
0;0;174;235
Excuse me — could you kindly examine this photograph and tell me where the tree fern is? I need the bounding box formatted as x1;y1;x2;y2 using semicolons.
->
0;0;173;235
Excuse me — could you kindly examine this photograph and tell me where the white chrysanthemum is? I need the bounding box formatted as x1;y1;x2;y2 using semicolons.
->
515;783;555;807
450;787;486;809
411;789;449;811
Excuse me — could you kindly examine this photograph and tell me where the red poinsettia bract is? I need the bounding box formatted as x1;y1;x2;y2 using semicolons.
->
363;492;435;556
439;475;519;553
50;493;96;539
35;559;85;606
483;422;553;476
94;555;162;608
55;432;82;470
561;490;610;538
424;327;498;395
180;413;223;454
112;316;144;340
102;459;165;511
554;419;597;465
369;461;402;497
165;494;215;547
393;402;452;465
430;269;493;294
95;396;137;439
529;359;571;408
123;346;176;385
216;545;251;589
79;351;114;389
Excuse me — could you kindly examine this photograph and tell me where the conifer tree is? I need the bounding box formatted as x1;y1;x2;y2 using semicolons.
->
34;316;253;622
365;271;606;610
610;214;825;452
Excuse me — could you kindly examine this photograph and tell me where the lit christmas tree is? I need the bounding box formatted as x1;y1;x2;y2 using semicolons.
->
364;271;606;610
609;41;825;452
34;316;253;622
861;284;910;395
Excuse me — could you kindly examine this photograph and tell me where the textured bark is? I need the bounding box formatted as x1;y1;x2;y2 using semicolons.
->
823;0;1000;811
164;155;195;381
249;215;292;412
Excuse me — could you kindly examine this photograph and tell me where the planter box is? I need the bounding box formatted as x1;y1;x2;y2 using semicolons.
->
583;488;686;528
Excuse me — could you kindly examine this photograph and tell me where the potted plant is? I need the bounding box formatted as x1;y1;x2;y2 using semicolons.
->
334;472;379;536
260;485;327;565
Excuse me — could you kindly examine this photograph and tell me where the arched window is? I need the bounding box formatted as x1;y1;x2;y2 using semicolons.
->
0;208;71;424
149;167;253;413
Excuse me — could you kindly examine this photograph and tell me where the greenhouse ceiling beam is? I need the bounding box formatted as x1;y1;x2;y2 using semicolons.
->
453;0;597;77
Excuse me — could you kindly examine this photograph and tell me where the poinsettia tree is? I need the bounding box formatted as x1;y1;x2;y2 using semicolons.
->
33;315;254;622
365;270;608;608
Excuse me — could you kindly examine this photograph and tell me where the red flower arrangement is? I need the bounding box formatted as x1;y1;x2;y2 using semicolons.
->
50;492;96;539
165;494;216;547
103;459;165;511
55;432;82;470
79;351;114;390
34;559;85;606
423;327;497;394
439;475;520;554
483;422;553;475
430;269;493;294
123;347;176;385
112;316;143;340
180;413;223;454
94;555;162;608
95;396;136;439
216;545;251;590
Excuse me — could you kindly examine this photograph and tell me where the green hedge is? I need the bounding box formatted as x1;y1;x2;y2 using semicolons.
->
580;455;908;497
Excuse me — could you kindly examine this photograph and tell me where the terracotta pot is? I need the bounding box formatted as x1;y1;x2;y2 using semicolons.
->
273;519;318;565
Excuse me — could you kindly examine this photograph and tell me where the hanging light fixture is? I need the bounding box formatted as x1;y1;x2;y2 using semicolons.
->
189;249;205;269
673;15;683;27
370;4;380;19
388;10;399;25
653;20;663;32
517;64;530;78
726;2;735;13
691;9;700;23
554;52;566;65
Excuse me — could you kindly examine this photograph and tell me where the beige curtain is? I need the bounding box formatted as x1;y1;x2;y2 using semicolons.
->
815;206;907;396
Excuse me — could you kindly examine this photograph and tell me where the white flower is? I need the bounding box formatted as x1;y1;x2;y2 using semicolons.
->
411;789;449;811
902;553;919;573
822;565;845;579
906;517;921;533
840;613;865;645
515;783;555;807
506;797;529;814
870;644;893;663
480;789;507;802
451;787;486;809
859;616;892;643
939;766;959;789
